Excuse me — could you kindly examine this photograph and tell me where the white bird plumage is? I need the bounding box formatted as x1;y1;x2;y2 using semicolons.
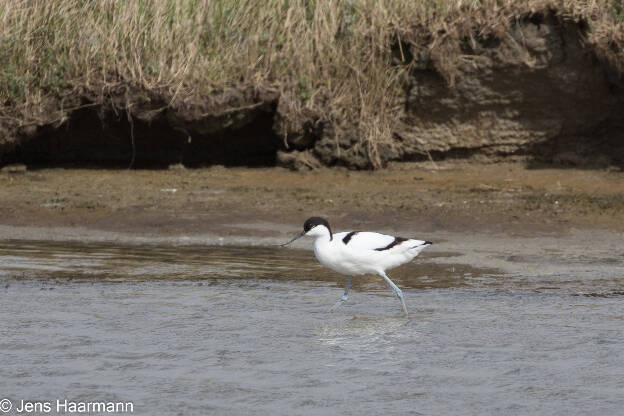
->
281;217;432;315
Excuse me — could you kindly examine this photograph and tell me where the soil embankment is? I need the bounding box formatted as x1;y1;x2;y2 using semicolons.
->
1;3;623;170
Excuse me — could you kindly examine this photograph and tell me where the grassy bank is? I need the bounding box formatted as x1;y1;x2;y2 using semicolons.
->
1;0;623;167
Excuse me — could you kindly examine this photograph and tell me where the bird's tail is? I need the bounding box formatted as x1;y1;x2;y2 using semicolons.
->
409;241;433;250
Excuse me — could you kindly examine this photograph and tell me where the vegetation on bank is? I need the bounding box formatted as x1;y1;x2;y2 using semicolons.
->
1;0;623;167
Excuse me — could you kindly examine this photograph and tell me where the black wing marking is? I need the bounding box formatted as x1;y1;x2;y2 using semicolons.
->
342;231;359;245
374;236;408;251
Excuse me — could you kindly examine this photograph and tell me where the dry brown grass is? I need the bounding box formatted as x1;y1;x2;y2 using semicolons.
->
1;0;623;167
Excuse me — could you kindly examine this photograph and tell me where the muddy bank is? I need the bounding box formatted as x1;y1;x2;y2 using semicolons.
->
0;162;622;244
1;13;623;170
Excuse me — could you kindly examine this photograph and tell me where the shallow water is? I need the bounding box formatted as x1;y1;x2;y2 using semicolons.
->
1;241;623;415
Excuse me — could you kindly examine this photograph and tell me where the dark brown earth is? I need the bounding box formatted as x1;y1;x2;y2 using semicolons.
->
1;162;622;242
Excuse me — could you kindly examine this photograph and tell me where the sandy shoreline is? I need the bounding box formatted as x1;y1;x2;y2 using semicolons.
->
1;162;622;234
1;161;622;278
1;224;622;285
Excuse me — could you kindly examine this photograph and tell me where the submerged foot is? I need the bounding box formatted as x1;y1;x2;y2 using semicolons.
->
329;295;348;312
395;289;408;316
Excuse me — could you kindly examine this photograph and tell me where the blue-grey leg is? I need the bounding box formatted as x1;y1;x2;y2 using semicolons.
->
379;271;408;316
330;275;352;311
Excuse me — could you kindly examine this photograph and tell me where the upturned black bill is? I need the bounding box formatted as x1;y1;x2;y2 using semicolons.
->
279;231;306;246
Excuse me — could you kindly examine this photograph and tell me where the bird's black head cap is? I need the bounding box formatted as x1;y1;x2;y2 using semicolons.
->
303;217;332;239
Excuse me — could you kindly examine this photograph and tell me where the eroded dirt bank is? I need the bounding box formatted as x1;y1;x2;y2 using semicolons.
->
1;12;623;170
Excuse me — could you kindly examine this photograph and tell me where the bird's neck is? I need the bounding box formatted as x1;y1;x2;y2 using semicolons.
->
313;233;332;246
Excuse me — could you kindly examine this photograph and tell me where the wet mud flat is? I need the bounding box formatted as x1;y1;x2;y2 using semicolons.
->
0;162;623;245
1;241;623;415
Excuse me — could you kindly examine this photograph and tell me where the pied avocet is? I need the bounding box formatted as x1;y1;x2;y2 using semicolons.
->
281;217;432;315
